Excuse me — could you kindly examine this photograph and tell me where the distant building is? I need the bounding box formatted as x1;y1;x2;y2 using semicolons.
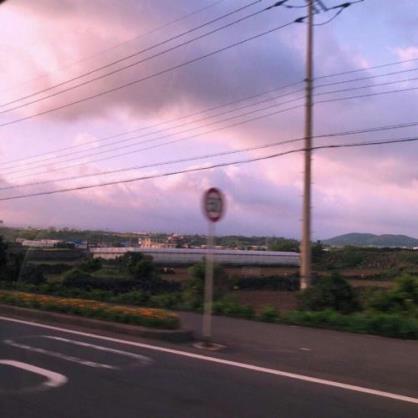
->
140;236;176;249
67;240;88;249
21;239;63;248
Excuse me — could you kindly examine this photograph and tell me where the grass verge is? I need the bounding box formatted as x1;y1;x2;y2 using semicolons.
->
279;310;418;339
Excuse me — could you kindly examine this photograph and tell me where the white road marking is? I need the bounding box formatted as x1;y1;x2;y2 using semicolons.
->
4;339;116;370
0;359;68;389
43;335;151;364
1;315;417;405
299;347;312;351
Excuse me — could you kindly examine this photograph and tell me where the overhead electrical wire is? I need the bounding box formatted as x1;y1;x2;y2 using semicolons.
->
316;57;418;80
0;0;227;97
0;19;297;128
1;59;416;170
3;102;306;180
0;135;416;202
3;74;418;179
315;66;418;88
316;85;418;105
0;0;282;113
2;119;418;192
0;79;305;168
1;88;307;175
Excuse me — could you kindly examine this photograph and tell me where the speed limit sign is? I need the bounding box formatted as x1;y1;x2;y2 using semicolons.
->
203;187;225;223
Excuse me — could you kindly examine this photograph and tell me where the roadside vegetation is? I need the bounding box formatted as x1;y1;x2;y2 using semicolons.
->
0;290;179;329
0;235;417;339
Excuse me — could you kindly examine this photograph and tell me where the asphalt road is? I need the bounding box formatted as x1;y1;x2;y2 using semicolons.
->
0;315;417;418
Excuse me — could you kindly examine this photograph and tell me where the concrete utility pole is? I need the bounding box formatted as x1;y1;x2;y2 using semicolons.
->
300;0;314;290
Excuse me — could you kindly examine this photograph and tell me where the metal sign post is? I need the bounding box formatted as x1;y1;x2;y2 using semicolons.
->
203;221;215;342
202;188;225;346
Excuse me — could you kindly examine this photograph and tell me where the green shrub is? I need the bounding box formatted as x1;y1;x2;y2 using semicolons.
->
32;263;73;275
299;273;359;313
233;276;299;291
268;237;299;252
19;265;47;285
282;310;418;339
149;293;182;309
213;297;255;319
185;262;229;307
62;268;93;288
79;257;102;273
259;305;279;322
366;274;418;316
110;291;149;306
118;252;180;294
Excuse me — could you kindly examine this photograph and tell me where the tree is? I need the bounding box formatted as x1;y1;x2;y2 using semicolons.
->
0;235;8;271
119;252;177;293
312;240;324;263
366;274;418;314
79;257;102;273
0;235;13;281
269;238;300;252
299;273;359;314
185;262;229;307
19;265;46;285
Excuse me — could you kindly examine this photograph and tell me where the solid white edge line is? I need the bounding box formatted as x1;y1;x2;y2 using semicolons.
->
1;315;417;405
0;359;68;388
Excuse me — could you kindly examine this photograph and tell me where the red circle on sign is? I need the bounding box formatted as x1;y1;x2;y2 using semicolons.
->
203;187;225;222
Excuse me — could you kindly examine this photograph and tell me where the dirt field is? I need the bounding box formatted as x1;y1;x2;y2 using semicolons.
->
162;265;299;283
231;290;298;313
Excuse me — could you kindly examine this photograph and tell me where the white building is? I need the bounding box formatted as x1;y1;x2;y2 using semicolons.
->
90;247;299;266
21;239;63;248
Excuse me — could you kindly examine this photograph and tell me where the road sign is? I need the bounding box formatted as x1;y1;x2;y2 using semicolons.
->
200;188;225;348
203;187;224;223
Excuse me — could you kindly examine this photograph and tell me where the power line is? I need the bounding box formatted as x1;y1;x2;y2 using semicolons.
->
4;101;306;180
4;74;418;178
1;61;416;169
0;0;227;97
2;119;418;192
316;85;418;105
315;75;418;98
0;20;297;128
0;80;305;168
316;57;418;80
0;0;280;113
1;88;306;175
316;66;418;88
1;135;416;202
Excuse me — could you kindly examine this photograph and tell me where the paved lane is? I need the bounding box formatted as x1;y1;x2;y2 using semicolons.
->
0;316;417;418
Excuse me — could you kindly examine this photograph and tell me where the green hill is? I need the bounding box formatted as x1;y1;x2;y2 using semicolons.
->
324;233;418;248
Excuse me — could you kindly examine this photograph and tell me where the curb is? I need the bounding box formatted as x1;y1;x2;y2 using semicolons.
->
0;304;194;343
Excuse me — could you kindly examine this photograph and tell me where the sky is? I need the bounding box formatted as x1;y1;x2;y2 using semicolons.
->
0;0;417;239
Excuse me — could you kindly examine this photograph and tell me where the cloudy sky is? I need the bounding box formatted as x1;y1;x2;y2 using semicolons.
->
0;0;417;239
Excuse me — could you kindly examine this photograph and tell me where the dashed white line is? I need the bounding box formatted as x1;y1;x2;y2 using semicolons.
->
0;359;68;390
43;335;151;364
1;315;417;405
4;339;116;370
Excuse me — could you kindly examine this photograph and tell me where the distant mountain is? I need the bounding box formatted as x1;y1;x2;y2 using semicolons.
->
323;233;418;248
